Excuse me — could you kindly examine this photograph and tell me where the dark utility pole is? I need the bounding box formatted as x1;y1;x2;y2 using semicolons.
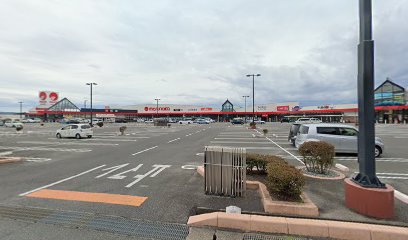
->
155;98;160;118
246;74;261;124
18;101;23;119
242;96;249;123
353;0;384;188
86;83;97;125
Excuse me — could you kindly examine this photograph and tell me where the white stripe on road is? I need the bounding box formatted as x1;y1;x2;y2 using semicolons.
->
18;141;119;146
132;146;158;156
167;138;180;143
214;138;269;140
0;146;92;152
255;129;304;165
19;164;106;196
395;190;408;204
210;141;271;144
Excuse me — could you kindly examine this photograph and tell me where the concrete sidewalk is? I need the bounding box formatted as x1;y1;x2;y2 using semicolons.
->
186;227;322;240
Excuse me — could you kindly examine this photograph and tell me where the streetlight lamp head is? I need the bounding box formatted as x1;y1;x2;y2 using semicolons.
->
256;74;261;77
246;74;251;77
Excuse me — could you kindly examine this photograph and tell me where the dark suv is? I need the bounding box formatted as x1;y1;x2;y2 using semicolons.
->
231;118;244;125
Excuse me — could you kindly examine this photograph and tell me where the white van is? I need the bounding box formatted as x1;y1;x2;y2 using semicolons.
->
56;124;93;139
295;118;322;124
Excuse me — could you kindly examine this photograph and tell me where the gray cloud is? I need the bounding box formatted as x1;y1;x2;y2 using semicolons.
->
0;0;407;112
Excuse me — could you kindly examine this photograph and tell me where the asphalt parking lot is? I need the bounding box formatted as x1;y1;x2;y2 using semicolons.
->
0;121;407;238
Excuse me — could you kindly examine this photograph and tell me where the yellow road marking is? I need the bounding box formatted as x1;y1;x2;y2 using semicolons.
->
26;189;147;207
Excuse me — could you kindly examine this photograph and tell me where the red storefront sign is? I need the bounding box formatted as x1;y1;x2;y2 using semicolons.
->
200;107;213;111
144;107;170;112
277;106;289;111
262;114;268;117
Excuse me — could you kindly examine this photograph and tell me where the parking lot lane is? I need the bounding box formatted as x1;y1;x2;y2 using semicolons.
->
1;124;263;224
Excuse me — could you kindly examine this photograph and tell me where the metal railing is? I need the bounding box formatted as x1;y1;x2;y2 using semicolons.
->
204;146;246;197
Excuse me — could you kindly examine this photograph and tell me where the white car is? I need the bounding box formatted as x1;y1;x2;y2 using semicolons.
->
4;121;24;128
295;118;322;124
56;124;93;139
178;119;193;124
145;119;154;123
254;119;266;124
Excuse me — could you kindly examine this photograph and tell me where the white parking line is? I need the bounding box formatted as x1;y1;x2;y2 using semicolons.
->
210;141;270;144
214;138;268;140
395;190;408;204
254;129;304;165
19;165;106;196
132;146;158;156
168;138;180;143
18;141;119;146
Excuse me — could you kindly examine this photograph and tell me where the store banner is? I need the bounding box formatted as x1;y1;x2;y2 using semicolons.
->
277;106;289;111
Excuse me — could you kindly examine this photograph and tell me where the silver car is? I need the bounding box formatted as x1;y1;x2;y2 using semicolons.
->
295;123;384;157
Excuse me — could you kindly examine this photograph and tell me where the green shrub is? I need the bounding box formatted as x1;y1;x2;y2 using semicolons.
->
96;122;104;127
298;141;335;175
246;153;286;174
266;162;305;201
249;122;256;127
15;125;23;131
119;126;127;135
262;129;268;135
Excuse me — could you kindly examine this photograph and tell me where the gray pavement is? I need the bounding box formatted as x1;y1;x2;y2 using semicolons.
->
0;122;407;239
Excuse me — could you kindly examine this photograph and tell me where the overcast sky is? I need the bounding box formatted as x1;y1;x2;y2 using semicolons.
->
0;0;407;112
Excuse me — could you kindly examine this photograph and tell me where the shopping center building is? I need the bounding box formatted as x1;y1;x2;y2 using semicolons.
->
26;79;408;123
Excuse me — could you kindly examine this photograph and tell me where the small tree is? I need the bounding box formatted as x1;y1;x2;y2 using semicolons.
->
298;141;335;175
262;129;268;136
119;126;127;135
249;122;256;129
16;125;23;132
96;122;104;127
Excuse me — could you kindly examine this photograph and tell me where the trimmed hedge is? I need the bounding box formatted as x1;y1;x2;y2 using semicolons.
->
266;162;305;201
262;129;268;135
96;122;104;127
298;141;335;175
247;153;305;201
246;153;286;174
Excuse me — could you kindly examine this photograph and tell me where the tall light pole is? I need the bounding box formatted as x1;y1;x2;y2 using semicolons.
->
155;98;160;118
84;99;87;120
18;101;23;119
86;83;97;125
242;96;249;123
353;0;383;188
246;74;261;124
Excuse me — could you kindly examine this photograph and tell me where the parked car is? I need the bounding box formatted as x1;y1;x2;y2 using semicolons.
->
295;123;384;157
145;119;154;123
4;120;23;128
295;118;322;124
254;119;266;124
178;118;193;124
92;119;103;124
231;118;244;125
115;118;127;123
195;119;210;124
288;123;301;146
56;124;93;139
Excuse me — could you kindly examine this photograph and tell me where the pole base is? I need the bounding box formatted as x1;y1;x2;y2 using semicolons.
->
344;178;394;219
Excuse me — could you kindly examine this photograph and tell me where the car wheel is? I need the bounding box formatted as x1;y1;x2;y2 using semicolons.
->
375;146;382;158
75;134;81;139
56;133;61;139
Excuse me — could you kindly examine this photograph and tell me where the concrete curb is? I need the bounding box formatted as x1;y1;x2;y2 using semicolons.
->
187;212;408;240
197;166;319;217
298;166;346;180
0;157;22;164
